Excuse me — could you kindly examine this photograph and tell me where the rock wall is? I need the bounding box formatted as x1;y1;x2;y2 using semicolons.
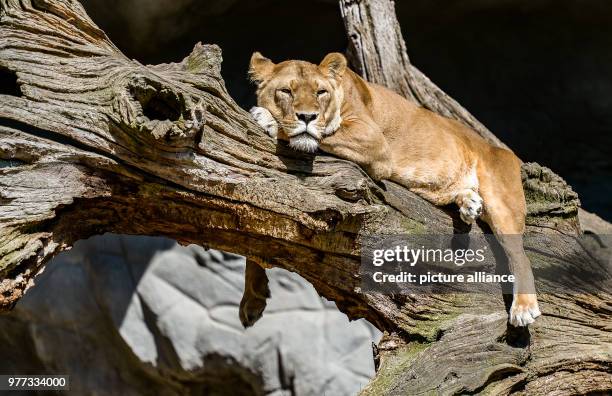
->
0;235;379;396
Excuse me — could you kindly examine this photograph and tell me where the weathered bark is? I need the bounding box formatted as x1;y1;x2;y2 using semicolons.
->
339;0;611;394
0;0;609;395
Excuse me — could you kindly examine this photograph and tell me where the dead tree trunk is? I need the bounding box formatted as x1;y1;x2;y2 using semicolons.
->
0;0;609;394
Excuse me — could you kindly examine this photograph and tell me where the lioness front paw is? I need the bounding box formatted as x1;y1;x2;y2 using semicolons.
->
250;106;278;139
457;190;483;224
509;294;541;327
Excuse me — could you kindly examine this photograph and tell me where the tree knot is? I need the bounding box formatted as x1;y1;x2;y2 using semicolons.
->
112;75;207;144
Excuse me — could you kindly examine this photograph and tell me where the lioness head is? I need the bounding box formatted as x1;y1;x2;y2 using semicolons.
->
249;52;346;152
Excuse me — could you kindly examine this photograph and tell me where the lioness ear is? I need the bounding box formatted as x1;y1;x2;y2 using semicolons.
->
249;52;274;86
319;53;347;79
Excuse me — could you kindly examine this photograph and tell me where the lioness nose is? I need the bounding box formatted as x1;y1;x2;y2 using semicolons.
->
296;112;318;123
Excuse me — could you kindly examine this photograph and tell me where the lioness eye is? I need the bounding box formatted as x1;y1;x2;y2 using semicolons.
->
317;89;328;96
279;88;292;95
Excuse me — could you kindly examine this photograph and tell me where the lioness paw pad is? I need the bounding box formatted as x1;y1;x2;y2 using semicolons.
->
250;106;278;139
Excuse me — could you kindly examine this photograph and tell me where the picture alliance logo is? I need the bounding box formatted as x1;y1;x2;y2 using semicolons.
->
372;245;487;267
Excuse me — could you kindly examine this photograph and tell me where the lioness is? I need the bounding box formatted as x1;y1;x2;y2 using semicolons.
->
245;52;541;327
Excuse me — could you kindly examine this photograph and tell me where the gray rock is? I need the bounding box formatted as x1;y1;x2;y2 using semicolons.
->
0;234;380;396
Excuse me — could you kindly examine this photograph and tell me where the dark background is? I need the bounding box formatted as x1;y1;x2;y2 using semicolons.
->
82;0;611;221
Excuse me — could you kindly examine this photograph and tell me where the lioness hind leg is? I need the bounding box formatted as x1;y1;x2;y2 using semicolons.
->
455;189;483;224
479;151;540;327
239;259;270;328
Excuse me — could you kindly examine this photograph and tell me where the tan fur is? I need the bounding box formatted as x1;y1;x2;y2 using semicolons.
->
249;52;541;327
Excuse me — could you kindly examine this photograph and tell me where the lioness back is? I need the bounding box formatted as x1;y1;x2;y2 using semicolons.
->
338;70;493;204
